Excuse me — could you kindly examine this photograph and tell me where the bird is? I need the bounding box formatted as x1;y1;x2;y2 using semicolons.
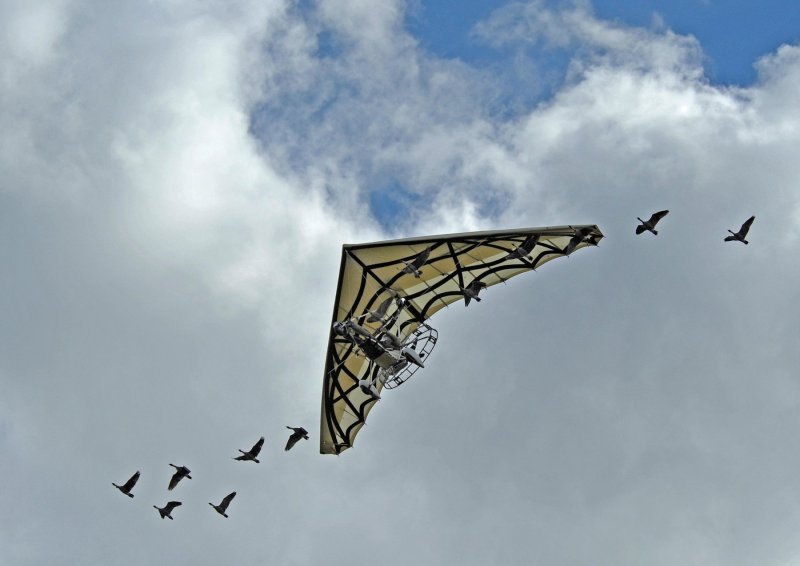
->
234;437;264;463
376;297;407;332
167;464;191;490
725;215;755;244
400;246;432;278
505;234;540;261
359;378;381;401
366;291;397;324
563;227;595;256
636;210;669;235
585;234;602;246
285;427;309;451
209;492;236;518
462;280;487;306
112;471;140;498
154;501;182;520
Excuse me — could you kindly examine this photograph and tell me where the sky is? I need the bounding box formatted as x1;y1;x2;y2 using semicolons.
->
408;0;800;84
1;0;800;564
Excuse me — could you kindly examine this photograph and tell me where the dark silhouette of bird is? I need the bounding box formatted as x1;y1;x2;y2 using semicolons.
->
154;501;182;520
112;471;140;498
725;215;755;244
209;492;236;518
563;227;595;256
285;427;309;451
167;464;191;490
505;234;540;261
462;280;487;306
234;437;264;463
401;246;432;278
636;210;669;235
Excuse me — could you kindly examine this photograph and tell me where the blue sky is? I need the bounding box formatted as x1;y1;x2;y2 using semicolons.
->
409;0;800;85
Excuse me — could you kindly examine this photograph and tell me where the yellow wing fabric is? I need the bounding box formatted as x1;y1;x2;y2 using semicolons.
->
320;225;602;454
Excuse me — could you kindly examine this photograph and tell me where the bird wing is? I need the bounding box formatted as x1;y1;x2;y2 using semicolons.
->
418;246;433;267
168;472;181;490
123;471;140;491
250;436;265;456
507;234;539;258
649;210;669;224
635;224;646;234
468;280;487;293
521;234;540;253
564;227;592;254
739;215;755;236
564;235;580;255
375;296;393;317
408;246;431;270
285;432;301;451
164;501;182;512
220;492;236;510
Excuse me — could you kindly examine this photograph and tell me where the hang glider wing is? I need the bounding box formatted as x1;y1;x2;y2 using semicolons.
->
320;224;603;454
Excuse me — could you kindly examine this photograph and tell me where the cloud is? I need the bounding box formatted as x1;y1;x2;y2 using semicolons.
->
2;0;800;564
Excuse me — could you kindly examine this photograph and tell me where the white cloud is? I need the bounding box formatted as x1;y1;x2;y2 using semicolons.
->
2;0;800;564
1;0;70;68
474;0;704;79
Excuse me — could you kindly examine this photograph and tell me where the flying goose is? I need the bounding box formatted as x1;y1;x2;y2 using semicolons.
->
112;471;140;498
359;378;381;401
154;501;182;520
400;246;432;278
209;492;236;518
563;227;595;256
285;427;310;451
724;215;755;244
366;291;397;324
462;280;487;306
234;437;264;463
167;464;191;490
505;234;540;261
636;210;669;235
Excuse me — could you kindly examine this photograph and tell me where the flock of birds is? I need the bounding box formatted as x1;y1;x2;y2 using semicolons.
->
112;211;755;519
398;212;755;307
112;427;309;520
635;210;755;243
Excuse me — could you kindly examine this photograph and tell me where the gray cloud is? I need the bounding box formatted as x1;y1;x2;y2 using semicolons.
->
2;0;800;564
